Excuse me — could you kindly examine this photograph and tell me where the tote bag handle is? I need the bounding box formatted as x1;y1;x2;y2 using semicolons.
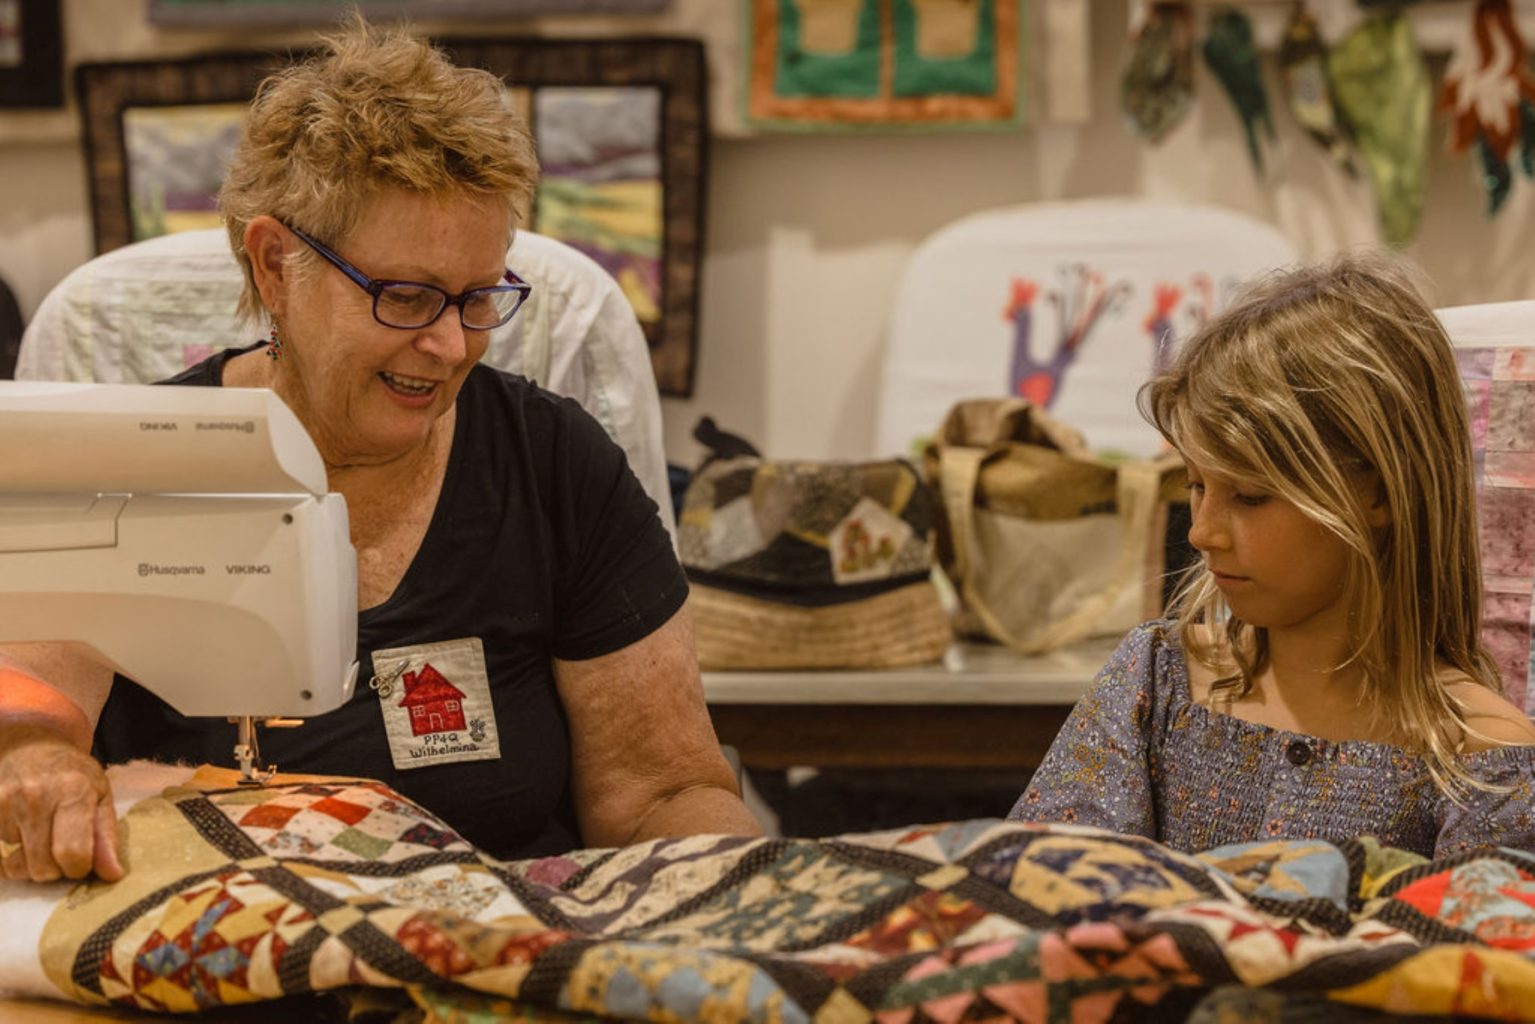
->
937;444;1161;654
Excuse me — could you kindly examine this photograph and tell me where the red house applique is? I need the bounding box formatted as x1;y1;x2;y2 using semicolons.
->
399;663;467;737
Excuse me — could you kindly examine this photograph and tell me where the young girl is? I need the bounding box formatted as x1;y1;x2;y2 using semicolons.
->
1009;253;1535;859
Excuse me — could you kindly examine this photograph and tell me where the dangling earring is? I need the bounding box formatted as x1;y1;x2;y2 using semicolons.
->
266;321;283;361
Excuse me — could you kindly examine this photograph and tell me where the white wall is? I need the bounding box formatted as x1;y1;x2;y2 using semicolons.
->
5;0;1535;468
666;4;1535;464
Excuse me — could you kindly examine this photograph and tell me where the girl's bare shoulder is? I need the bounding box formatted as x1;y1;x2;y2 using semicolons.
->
1442;675;1535;751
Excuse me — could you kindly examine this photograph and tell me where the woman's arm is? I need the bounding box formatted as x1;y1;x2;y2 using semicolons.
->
555;607;763;847
0;643;122;881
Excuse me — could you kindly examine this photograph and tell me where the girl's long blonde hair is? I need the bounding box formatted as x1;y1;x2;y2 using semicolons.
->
1139;251;1501;796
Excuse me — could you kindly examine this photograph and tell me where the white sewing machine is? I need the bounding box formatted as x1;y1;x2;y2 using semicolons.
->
0;381;358;783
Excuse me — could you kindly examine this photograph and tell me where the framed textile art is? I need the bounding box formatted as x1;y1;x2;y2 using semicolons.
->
747;0;1024;129
73;38;706;397
149;0;667;26
0;0;64;107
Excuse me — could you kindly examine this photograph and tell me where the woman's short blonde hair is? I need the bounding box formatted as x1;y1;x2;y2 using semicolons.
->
1139;251;1500;795
219;19;538;320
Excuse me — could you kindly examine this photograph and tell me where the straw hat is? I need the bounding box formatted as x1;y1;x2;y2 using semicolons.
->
678;455;952;670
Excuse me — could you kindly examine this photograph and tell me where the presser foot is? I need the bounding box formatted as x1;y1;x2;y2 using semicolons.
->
232;715;277;786
230;715;303;785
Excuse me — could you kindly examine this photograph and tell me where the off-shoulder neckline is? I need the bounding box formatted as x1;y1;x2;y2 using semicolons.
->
1143;620;1535;769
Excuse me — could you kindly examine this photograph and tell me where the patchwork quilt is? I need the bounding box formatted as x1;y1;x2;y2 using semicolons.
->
14;767;1535;1022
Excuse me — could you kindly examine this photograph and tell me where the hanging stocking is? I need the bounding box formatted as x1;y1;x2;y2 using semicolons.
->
1522;99;1535;177
1440;0;1535;215
1203;4;1274;174
1477;139;1515;213
1278;1;1356;177
1121;1;1196;144
1328;12;1431;246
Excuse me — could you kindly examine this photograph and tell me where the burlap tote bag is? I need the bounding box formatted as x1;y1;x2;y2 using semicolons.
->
924;398;1186;654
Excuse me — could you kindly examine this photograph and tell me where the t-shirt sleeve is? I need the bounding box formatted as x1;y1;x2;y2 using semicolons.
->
1434;747;1535;859
1007;624;1161;837
544;396;687;661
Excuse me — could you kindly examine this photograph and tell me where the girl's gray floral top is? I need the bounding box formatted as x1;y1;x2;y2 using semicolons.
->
1009;620;1535;858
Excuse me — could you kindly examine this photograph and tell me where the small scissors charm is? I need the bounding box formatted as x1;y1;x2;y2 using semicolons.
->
368;662;407;700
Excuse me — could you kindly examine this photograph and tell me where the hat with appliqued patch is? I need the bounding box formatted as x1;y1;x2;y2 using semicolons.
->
678;424;952;670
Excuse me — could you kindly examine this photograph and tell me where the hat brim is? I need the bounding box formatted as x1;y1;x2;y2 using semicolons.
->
688;580;952;670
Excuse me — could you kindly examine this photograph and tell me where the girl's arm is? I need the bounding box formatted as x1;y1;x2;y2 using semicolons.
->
1431;684;1535;859
1006;625;1161;837
1433;748;1535;859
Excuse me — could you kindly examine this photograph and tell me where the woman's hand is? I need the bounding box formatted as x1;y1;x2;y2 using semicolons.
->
0;725;122;882
0;648;121;882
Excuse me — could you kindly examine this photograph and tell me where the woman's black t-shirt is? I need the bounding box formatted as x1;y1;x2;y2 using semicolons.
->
93;344;687;859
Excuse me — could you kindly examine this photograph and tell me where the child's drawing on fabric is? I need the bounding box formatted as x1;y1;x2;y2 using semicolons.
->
1141;274;1252;375
1004;264;1131;407
875;204;1299;461
1145;283;1183;376
1143;275;1209;376
1003;278;1040;399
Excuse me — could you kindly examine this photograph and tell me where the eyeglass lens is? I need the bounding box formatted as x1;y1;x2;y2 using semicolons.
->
374;283;521;330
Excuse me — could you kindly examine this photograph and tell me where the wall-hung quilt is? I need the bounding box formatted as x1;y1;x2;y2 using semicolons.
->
747;0;1025;130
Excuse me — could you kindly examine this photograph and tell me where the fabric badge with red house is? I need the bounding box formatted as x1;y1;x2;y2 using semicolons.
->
401;664;468;736
372;637;501;770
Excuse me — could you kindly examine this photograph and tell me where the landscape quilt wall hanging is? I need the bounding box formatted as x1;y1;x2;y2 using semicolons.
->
73;37;707;396
747;0;1024;129
7;763;1535;1022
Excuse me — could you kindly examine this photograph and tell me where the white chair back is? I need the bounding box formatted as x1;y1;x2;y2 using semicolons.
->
876;200;1299;458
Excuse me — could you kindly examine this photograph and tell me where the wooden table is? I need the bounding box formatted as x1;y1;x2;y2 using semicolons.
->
702;637;1115;770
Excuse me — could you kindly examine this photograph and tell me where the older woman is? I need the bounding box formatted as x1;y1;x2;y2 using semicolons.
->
0;23;759;882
